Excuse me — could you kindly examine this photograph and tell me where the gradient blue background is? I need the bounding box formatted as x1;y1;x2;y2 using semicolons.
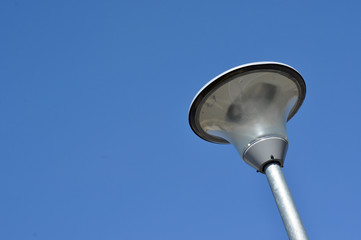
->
1;0;361;239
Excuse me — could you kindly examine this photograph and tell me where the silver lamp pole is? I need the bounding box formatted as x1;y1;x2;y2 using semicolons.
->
188;62;309;239
265;162;308;240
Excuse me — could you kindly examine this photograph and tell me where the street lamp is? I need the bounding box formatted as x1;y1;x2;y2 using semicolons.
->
188;62;308;240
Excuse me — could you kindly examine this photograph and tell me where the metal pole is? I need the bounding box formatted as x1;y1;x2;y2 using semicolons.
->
264;162;309;240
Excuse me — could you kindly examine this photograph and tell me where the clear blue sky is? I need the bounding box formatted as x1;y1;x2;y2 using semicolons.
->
1;0;361;239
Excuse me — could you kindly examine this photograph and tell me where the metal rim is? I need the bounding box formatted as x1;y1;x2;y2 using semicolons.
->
188;62;306;144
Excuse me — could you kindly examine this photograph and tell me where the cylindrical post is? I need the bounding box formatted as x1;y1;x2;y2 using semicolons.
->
264;162;309;240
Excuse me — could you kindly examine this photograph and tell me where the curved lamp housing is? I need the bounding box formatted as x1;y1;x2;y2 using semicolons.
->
189;62;306;172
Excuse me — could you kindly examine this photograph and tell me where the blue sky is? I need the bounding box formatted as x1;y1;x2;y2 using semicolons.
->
1;0;361;239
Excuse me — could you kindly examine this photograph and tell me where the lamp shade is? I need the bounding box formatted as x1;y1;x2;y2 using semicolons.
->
189;62;306;172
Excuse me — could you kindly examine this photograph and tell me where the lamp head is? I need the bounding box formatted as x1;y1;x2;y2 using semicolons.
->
189;62;306;172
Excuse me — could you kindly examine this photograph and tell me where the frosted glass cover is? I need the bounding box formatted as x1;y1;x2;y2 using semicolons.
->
197;70;299;151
